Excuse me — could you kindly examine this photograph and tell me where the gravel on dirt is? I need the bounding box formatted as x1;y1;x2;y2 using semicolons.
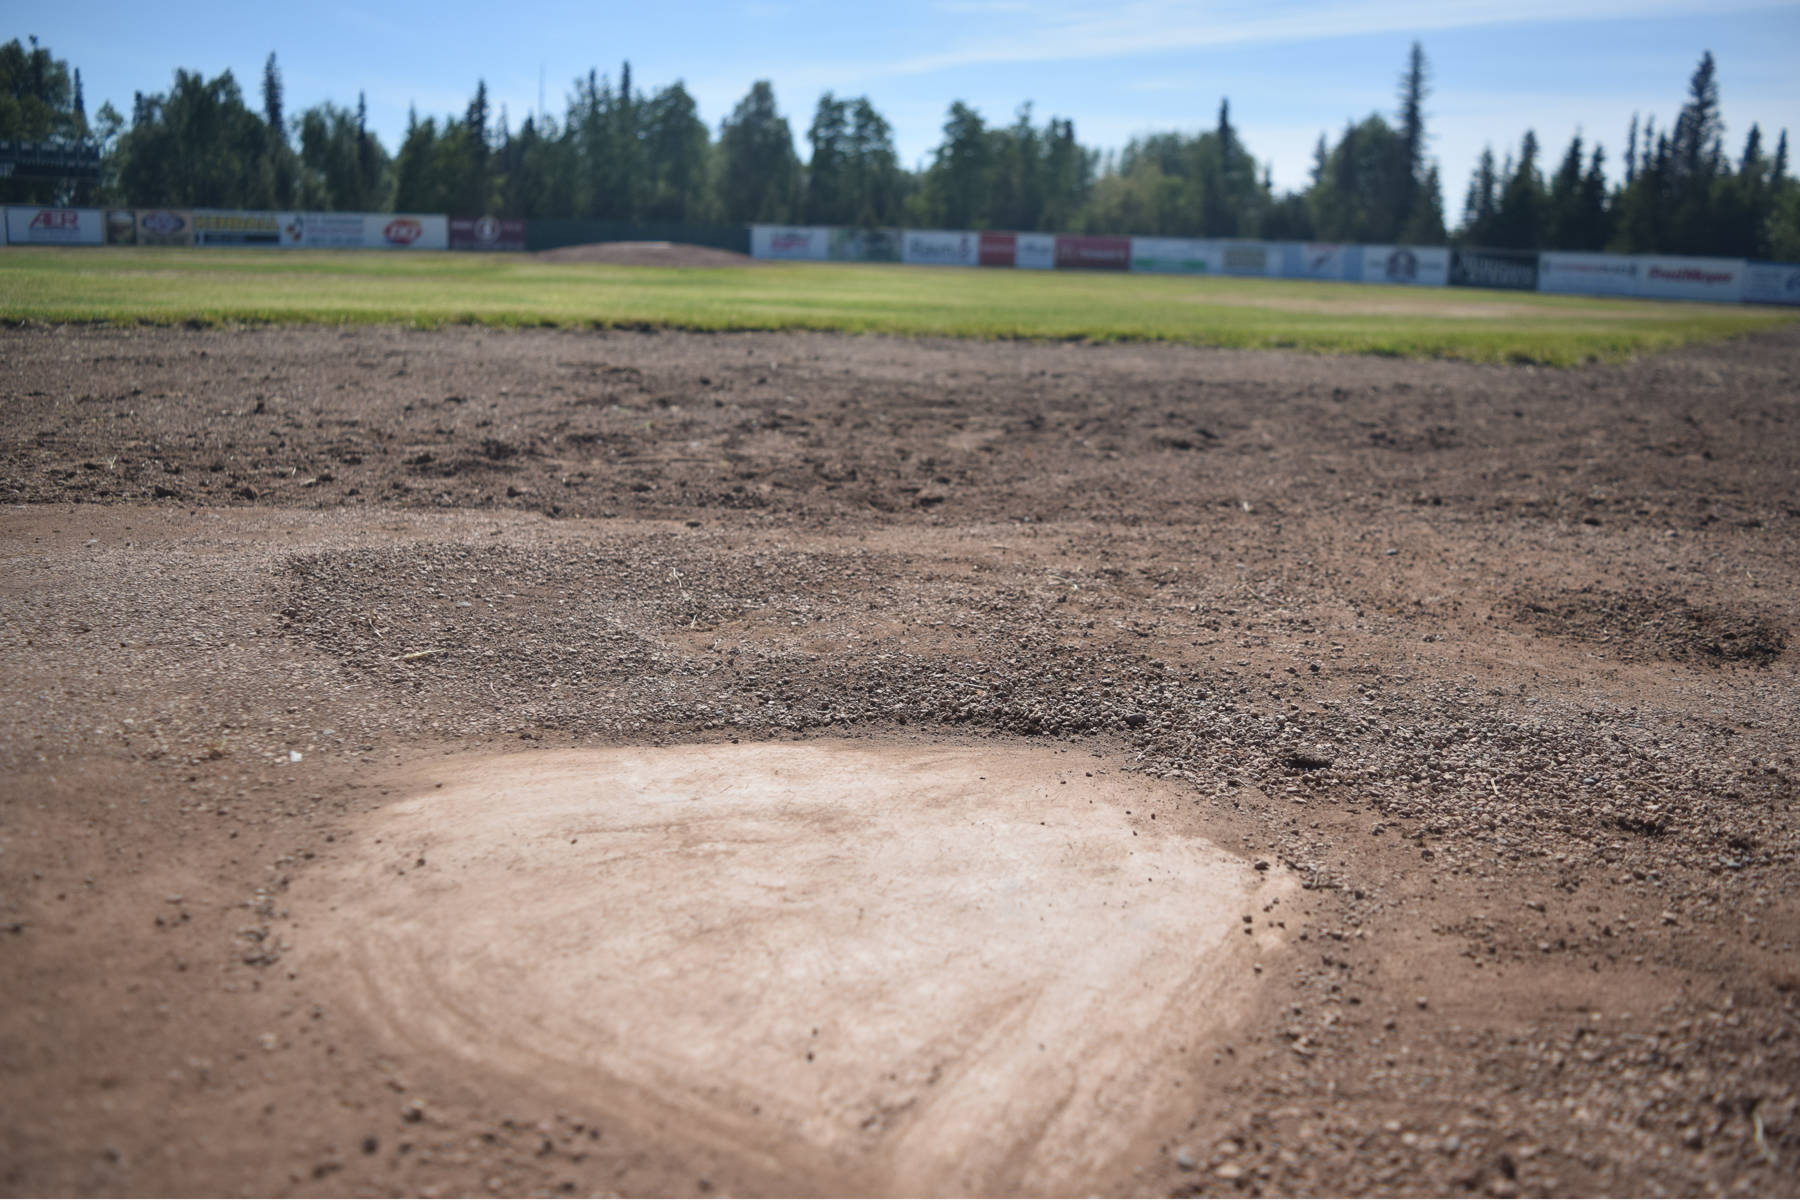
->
0;322;1796;1198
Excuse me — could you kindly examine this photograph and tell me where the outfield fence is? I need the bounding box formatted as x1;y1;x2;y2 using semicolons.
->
5;203;1796;308
753;224;1800;307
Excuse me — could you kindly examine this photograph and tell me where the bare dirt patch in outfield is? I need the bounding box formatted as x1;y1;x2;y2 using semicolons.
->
1;324;1798;1198
534;240;759;267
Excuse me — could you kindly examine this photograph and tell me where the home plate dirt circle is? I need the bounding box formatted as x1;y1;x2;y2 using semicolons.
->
294;741;1292;1195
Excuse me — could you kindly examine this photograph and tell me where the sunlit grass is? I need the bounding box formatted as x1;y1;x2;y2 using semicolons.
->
2;246;1793;365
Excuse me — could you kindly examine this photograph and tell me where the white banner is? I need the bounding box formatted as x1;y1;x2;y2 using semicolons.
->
750;225;829;261
4;206;103;245
1015;233;1056;270
901;229;979;267
1360;245;1449;286
281;212;357;248
365;213;447;250
1130;237;1215;275
1743;261;1800;306
1635;256;1744;303
1538;252;1639;296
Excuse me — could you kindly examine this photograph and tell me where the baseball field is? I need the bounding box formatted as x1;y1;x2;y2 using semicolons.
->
3;244;1792;362
2;246;1797;1197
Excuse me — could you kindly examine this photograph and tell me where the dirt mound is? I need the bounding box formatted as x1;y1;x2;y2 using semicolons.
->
536;240;758;267
1509;584;1789;665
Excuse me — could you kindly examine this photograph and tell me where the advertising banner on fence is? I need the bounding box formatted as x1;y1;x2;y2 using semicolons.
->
1278;243;1350;280
1218;241;1269;276
1015;233;1055;270
902;229;979;267
280;212;358;248
368;213;448;250
1361;245;1450;286
135;208;193;246
1055;235;1129;271
450;216;526;251
104;209;137;244
828;227;900;262
193;209;289;246
1450;247;1538;291
979;231;1016;267
1743;261;1800;306
4;206;103;245
1636;256;1744;303
1130;237;1214;274
1538;252;1638;296
751;224;829;260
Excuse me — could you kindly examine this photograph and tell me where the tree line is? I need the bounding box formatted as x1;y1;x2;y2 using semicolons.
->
3;34;1796;258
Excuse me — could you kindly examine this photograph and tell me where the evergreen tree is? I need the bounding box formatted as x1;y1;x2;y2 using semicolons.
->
1546;133;1586;248
925;101;990;228
1396;40;1428;229
1490;130;1544;248
716;80;800;224
262;53;283;137
1460;146;1498;243
639;82;709;222
804;92;851;224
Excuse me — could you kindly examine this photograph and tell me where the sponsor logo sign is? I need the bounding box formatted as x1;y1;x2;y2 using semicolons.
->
1014;233;1056;270
979;231;1016;268
1274;242;1349;280
450;216;526;251
136;208;193;246
194;210;285;246
1635;256;1744;303
1449;247;1538;291
1219;242;1268;276
105;209;137;245
1743;261;1800;306
1130;237;1214;275
283;212;363;249
828;227;900;262
750;225;829;261
1537;252;1638;296
1361;245;1450;287
1054;235;1130;271
365;213;447;250
902;229;979;267
4;206;104;245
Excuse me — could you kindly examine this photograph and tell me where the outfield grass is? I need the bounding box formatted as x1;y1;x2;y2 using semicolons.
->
2;246;1794;364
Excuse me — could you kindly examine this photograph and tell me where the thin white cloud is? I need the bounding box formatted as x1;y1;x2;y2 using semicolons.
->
877;0;1793;77
932;0;1031;11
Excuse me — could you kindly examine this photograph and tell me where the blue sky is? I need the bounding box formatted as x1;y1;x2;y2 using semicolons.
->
20;0;1800;211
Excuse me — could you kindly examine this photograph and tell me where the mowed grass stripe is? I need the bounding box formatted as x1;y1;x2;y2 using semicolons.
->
2;247;1793;364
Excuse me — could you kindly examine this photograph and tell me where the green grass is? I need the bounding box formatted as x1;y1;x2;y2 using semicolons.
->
2;246;1794;364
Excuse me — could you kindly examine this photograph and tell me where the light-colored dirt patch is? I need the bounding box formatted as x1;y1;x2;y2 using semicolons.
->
293;741;1290;1195
535;241;759;267
1176;291;1683;321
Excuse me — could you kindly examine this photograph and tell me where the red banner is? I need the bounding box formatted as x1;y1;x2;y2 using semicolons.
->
979;231;1016;268
1055;235;1130;271
449;216;526;251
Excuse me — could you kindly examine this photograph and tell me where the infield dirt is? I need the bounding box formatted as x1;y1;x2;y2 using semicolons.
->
1;323;1797;1197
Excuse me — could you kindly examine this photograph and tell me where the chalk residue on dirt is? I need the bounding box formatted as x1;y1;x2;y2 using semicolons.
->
300;742;1288;1196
